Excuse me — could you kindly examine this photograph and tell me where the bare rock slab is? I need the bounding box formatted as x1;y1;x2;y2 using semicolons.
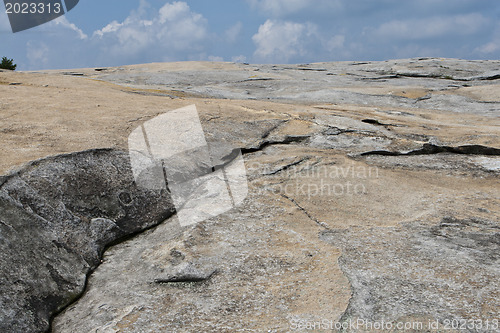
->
0;149;174;332
0;59;499;332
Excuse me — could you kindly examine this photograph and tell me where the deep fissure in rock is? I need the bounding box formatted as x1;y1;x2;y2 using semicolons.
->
361;143;500;157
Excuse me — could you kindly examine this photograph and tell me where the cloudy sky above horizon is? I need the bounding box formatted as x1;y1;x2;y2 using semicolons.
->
2;0;500;70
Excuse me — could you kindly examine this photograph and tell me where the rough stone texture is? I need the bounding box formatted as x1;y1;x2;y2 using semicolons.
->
0;58;499;332
90;58;500;117
320;217;500;332
0;149;175;332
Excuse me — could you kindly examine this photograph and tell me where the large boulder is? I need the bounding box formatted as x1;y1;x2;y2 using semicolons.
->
0;149;174;332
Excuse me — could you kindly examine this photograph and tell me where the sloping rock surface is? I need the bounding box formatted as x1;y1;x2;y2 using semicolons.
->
0;58;499;332
0;150;174;332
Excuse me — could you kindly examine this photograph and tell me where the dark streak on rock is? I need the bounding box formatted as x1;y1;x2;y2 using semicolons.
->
121;90;178;98
281;194;330;230
238;78;275;82
241;135;310;155
360;143;500;157
264;158;309;176
260;120;288;140
296;68;328;72
154;269;217;284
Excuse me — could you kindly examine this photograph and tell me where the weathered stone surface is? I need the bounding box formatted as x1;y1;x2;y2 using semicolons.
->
320;217;500;332
91;58;500;117
0;149;175;332
0;58;499;332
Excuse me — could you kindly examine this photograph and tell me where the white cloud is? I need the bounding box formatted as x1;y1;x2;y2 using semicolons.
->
477;41;500;54
232;55;247;63
159;1;189;23
208;55;224;62
252;20;320;62
252;19;348;63
375;13;489;40
225;22;243;43
94;20;122;37
0;9;11;32
53;16;88;39
94;1;208;61
327;35;345;51
8;0;500;70
21;17;90;69
26;41;50;67
247;0;309;16
475;22;500;55
393;44;443;59
14;1;213;70
247;0;341;17
155;1;208;49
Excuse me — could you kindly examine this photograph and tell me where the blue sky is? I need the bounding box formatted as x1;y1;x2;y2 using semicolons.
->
1;0;500;70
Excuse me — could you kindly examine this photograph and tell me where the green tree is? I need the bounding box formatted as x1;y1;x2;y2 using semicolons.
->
0;57;17;70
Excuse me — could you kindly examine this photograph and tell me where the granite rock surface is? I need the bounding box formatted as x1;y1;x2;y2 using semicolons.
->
0;150;175;332
0;58;499;332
